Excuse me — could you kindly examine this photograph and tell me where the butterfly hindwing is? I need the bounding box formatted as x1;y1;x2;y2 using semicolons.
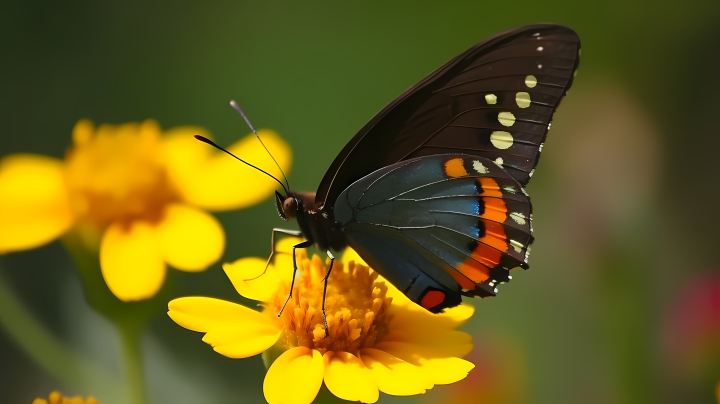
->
317;24;580;208
335;154;533;311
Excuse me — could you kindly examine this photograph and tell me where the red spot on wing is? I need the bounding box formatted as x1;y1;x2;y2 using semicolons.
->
421;290;446;310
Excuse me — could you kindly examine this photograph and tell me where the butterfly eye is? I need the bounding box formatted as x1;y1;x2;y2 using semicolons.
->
283;197;297;219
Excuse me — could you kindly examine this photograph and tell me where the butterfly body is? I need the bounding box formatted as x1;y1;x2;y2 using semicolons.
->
271;23;580;313
280;191;347;252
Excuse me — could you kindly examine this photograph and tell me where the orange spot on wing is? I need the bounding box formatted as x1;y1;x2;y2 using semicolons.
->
481;197;507;222
447;267;478;290
421;290;446;310
481;220;508;252
478;177;503;197
457;258;491;283
470;243;503;268
459;220;508;274
444;158;468;177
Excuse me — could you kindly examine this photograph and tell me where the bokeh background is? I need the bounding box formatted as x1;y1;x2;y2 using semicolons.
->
2;1;720;403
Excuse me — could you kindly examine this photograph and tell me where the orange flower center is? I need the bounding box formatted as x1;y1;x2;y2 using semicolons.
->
31;390;98;404
267;253;393;355
64;119;177;228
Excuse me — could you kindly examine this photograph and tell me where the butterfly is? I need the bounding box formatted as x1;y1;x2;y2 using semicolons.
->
198;23;580;330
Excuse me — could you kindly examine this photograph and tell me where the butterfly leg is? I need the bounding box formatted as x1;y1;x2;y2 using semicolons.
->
244;228;303;282
278;239;313;317
321;250;335;337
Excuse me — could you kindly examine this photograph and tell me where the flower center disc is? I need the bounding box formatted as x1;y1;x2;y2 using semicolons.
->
64;120;177;228
268;253;393;355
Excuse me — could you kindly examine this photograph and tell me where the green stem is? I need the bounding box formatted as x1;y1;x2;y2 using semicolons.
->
62;232;172;404
119;322;146;404
0;271;120;396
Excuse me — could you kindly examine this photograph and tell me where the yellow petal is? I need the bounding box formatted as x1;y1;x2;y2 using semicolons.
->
168;296;275;331
168;296;280;358
157;203;224;272
323;351;379;403
359;348;433;396
100;220;165;301
264;347;324;404
162;127;292;211
223;235;303;301
224;257;281;302
374;341;475;385
206;327;281;359
383;330;473;359
387;303;475;334
341;247;368;267
343;247;476;329
437;303;475;324
0;154;73;252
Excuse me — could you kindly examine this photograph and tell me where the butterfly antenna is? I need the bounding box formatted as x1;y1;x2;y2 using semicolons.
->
193;135;289;195
230;100;290;192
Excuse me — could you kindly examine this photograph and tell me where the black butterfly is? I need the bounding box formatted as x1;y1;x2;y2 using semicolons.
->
198;24;580;331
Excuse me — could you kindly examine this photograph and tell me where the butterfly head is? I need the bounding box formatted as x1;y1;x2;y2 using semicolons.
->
275;190;298;221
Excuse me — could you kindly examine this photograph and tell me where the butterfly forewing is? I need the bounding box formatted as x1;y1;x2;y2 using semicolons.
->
317;24;580;207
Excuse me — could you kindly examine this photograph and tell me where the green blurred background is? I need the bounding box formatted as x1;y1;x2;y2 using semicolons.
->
2;1;720;403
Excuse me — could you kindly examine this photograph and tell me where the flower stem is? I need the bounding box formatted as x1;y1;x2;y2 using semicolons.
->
119;321;146;404
62;232;174;404
0;270;120;396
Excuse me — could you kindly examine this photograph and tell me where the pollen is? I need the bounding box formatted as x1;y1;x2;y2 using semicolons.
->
64;119;178;228
267;252;393;355
31;391;98;404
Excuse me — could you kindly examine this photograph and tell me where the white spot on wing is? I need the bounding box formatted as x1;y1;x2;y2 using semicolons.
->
490;131;513;149
485;94;497;104
510;212;526;225
524;246;532;263
537;46;544;51
525;75;537;88
472;160;489;174
495;157;504;168
516;92;531;108
529;168;535;177
503;185;516;194
510;239;524;253
498;111;515;127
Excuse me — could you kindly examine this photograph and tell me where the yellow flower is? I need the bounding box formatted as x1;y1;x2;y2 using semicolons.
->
168;239;475;404
31;391;98;404
0;119;291;301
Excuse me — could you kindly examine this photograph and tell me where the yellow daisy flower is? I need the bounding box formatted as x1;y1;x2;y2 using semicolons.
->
0;119;290;301
31;391;98;404
168;239;475;404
